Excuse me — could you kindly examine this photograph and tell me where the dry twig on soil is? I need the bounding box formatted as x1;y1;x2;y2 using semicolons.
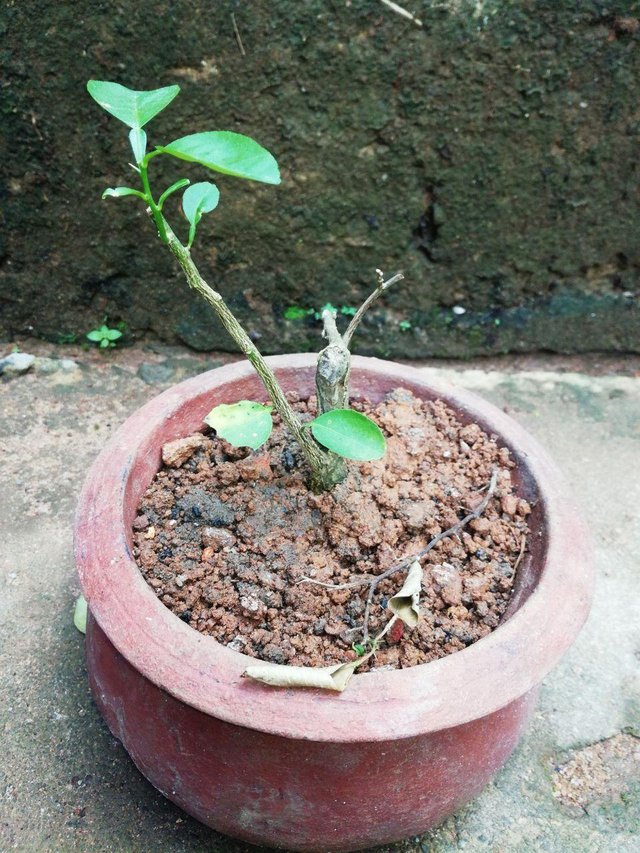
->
298;468;500;642
231;13;246;56
379;0;423;28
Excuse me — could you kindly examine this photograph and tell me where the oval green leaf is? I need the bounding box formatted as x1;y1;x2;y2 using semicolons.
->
87;80;180;129
182;181;220;226
309;409;386;461
160;131;280;185
102;186;146;200
183;181;220;247
204;401;273;450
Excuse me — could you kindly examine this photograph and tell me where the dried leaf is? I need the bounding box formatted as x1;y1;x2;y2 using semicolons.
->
388;560;422;627
74;595;87;634
244;652;373;692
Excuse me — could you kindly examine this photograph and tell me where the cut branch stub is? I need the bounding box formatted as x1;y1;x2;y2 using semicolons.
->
316;309;350;413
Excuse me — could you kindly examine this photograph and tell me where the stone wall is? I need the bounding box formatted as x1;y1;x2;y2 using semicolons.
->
2;0;639;356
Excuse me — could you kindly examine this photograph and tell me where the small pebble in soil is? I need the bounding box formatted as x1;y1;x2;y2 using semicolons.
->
281;448;296;471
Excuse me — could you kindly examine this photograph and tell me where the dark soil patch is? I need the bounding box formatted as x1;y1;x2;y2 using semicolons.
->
133;389;530;670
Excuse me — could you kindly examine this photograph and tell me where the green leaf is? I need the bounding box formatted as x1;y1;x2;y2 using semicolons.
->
102;186;146;200
104;329;122;341
99;338;110;348
158;178;190;209
86;329;104;342
204;401;273;450
309;409;386;461
182;181;220;247
182;181;220;225
74;595;88;634
160;131;280;184
87;80;180;129
129;127;147;163
284;306;311;320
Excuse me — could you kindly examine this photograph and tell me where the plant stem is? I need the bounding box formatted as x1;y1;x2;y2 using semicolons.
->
139;159;168;244
158;216;345;490
343;272;404;348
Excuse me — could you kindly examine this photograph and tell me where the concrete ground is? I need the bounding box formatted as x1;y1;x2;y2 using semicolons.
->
0;340;638;853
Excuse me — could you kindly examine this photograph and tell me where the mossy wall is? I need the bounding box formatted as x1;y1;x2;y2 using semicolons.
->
2;0;639;357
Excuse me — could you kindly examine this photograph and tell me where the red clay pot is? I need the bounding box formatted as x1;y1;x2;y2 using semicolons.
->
75;355;593;852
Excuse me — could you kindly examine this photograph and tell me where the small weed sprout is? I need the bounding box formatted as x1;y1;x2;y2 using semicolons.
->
58;332;78;345
87;323;122;349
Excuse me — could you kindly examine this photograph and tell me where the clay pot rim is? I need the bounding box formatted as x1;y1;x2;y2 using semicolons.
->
75;354;593;742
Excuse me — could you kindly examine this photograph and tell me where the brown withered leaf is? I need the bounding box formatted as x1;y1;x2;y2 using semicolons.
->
243;651;373;692
387;560;423;627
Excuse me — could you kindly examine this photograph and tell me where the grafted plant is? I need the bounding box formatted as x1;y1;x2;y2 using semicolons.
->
86;81;505;692
88;80;402;492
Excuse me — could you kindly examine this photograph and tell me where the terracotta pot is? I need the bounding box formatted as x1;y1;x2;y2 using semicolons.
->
75;355;593;852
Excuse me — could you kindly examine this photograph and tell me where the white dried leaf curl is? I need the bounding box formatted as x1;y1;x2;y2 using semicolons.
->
244;651;373;692
387;560;423;628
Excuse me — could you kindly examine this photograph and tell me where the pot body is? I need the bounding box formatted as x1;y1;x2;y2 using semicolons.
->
88;614;539;851
75;356;593;852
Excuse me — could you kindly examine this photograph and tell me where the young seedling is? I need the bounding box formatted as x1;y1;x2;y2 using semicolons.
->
87;80;402;491
87;323;123;348
88;81;504;691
